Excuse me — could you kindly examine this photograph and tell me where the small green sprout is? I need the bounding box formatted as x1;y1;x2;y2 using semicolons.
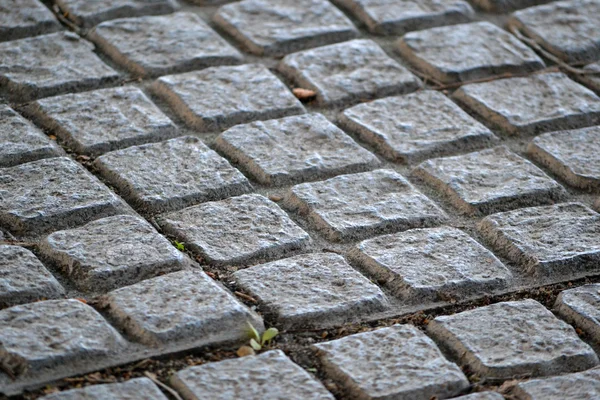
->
174;241;185;251
247;323;279;351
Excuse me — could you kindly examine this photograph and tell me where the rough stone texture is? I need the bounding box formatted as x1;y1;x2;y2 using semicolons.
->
215;113;380;186
213;0;358;56
349;226;512;301
0;32;119;103
427;299;599;380
0;245;64;308
94;136;252;214
397;21;545;84
152;64;305;131
339;90;497;164
0;105;61;168
0;299;125;377
171;350;334;400
89;12;242;77
528;126;600;190
39;378;168;400
454;394;504;400
578;61;600;92
314;324;469;400
0;0;61;42
470;0;553;12
158;194;310;266
413;146;566;215
453;72;600;136
512;368;600;400
286;169;447;241
39;215;186;292
0;157;128;237
233;253;389;329
478;203;600;278
509;0;600;65
279;39;422;107
26;86;178;156
555;284;600;342
100;270;262;346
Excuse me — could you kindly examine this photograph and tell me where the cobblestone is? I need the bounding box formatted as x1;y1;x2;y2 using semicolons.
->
470;0;553;12
512;368;600;400
0;0;60;42
555;284;600;342
454;393;504;400
39;378;168;400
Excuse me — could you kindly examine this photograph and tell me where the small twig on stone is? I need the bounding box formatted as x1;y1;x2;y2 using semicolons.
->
143;371;184;400
52;4;82;35
234;291;258;303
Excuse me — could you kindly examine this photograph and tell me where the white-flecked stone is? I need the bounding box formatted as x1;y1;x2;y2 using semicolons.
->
428;299;599;380
470;0;553;12
349;226;511;301
152;64;305;131
0;32;119;103
414;146;566;215
213;0;358;56
99;270;263;346
0;245;64;308
555;284;600;342
215;113;380;186
233;253;389;329
339;90;498;164
171;350;334;400
39;215;186;292
94;136;252;214
397;21;545;84
478;203;600;278
314;324;469;400
39;378;168;400
454;393;504;400
453;72;600;136
286;169;447;241
512;368;600;400
89;12;242;77
0;157;128;237
159;194;310;266
0;0;61;42
26;86;178;156
279;39;422;107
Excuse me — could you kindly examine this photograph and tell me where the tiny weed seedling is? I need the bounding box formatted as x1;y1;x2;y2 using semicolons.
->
174;241;185;251
238;323;279;356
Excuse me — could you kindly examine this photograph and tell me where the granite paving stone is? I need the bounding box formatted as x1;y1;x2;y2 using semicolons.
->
152;64;305;131
397;21;545;84
453;72;600;135
99;270;263;346
171;350;334;400
94;136;252;214
0;32;119;103
555;284;600;342
39;378;168;400
89;12;243;77
314;324;469;400
478;202;600;277
233;253;389;329
0;0;60;42
278;39;422;107
470;0;553;12
213;0;358;56
511;368;600;400
286;169;447;241
339;90;497;164
427;299;599;380
39;215;186;292
215;113;380;186
453;393;504;400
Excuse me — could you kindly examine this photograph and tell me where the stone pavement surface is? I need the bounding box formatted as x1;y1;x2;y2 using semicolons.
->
1;0;600;399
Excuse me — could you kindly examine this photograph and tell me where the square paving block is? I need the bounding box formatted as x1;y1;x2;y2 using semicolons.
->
39;378;168;400
0;0;61;42
454;394;504;400
512;368;600;400
215;113;380;186
427;299;599;380
555;284;600;342
470;0;553;12
278;39;422;107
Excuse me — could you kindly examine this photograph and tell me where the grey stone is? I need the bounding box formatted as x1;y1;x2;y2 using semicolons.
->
89;12;242;77
152;64;305;131
470;0;553;12
454;393;504;400
215;113;380;186
555;284;600;342
99;270;263;346
0;0;60;42
339;90;498;164
158;194;310;266
528;126;600;190
94;136;252;214
427;299;599;380
511;368;600;400
348;226;511;301
171;350;334;400
213;0;358;56
509;0;600;65
233;253;389;329
314;324;469;400
478;203;600;278
0;245;64;308
0;32;119;103
0;157;128;237
278;39;422;107
39;215;186;292
39;378;168;400
26;86;178;156
453;72;600;136
286;169;447;241
397;21;545;84
413;146;566;215
577;61;600;92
